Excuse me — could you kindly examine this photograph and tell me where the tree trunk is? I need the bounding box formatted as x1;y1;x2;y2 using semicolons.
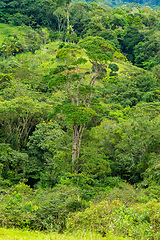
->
72;123;85;174
67;3;70;32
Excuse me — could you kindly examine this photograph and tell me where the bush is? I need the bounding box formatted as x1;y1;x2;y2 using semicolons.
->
0;183;87;231
1;182;159;239
67;199;159;239
0;183;37;229
32;185;88;231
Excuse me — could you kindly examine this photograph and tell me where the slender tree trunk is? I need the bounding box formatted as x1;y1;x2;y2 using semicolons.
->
72;66;103;173
67;3;70;32
72;123;85;174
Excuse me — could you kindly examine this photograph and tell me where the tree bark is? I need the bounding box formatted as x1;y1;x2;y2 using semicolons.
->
72;65;104;173
72;123;85;174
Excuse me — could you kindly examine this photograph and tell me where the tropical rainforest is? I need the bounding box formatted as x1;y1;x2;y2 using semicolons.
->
0;0;160;239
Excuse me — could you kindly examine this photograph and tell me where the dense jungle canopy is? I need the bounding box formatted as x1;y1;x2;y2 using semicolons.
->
0;0;160;239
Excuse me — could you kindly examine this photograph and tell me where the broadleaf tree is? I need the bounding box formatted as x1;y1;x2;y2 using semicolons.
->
47;36;123;173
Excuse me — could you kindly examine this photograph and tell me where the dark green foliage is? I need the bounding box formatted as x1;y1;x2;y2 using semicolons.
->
49;74;68;87
0;144;28;185
108;63;119;72
26;121;65;186
108;63;119;76
92;102;160;184
0;2;160;236
0;183;87;231
134;39;160;68
0;0;58;29
105;71;160;107
0;96;51;150
50;103;96;126
70;2;91;37
59;173;95;188
120;26;144;63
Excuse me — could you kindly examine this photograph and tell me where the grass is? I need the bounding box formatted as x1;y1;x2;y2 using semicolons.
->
0;229;127;240
0;23;22;45
0;25;140;78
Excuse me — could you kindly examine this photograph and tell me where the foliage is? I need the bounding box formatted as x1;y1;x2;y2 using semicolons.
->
0;183;37;229
0;182;160;239
104;70;160;107
0;2;160;237
0;143;29;185
0;72;12;90
46;37;121;173
27;120;65;186
0;27;49;58
134;38;160;68
67;197;160;239
91;102;160;183
0;183;87;231
0;96;51;150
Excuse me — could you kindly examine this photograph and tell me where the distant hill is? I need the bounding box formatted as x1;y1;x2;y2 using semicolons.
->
84;0;160;8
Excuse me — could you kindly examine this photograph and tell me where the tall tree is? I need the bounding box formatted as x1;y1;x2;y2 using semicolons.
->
46;37;123;173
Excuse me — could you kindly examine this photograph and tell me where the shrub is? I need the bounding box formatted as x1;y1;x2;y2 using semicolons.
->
67;198;160;239
32;185;88;231
0;183;88;231
0;183;37;229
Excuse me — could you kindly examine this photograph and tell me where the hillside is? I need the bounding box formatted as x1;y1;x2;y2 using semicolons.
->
94;0;160;8
0;23;29;45
74;0;159;8
0;1;160;239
